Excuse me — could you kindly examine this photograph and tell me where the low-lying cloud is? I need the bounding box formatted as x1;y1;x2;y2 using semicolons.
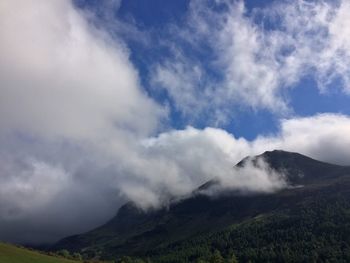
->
197;157;288;197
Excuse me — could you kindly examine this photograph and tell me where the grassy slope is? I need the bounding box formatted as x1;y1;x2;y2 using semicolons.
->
0;243;78;263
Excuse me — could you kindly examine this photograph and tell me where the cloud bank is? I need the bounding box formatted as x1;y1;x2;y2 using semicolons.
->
0;0;162;244
140;113;350;202
1;0;350;245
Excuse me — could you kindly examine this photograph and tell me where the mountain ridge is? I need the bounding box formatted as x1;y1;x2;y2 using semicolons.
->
52;150;350;262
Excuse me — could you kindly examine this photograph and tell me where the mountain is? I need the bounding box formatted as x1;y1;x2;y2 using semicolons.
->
237;150;349;185
53;150;350;262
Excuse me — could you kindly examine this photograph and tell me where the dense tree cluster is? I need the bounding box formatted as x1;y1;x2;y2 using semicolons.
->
56;192;350;263
130;194;350;263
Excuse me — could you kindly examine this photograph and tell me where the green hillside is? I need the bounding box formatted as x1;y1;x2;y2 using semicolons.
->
0;243;78;263
53;151;350;262
148;191;350;262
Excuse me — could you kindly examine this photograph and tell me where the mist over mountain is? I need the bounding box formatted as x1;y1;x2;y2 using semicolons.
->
53;150;350;262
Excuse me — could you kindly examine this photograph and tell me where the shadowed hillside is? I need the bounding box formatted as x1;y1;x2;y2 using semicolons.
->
53;150;350;262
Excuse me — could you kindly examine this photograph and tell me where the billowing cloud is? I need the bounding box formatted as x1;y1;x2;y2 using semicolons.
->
0;0;163;244
0;0;161;140
117;113;350;210
139;127;287;200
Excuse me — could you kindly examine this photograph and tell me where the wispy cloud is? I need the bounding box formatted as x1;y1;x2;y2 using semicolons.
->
151;0;350;124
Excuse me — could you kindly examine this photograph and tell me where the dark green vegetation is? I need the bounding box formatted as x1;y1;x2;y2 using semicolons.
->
0;242;79;263
53;151;350;263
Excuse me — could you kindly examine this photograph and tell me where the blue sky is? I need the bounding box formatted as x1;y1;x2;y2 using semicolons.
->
75;0;350;140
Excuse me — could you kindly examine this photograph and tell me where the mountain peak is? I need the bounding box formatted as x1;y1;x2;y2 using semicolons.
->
262;149;297;155
259;149;306;158
239;149;324;166
258;150;348;185
236;150;302;167
234;149;347;186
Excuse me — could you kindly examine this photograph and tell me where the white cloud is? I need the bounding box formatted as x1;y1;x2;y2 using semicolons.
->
152;58;206;118
137;127;286;201
0;0;161;140
214;1;288;112
202;158;288;195
128;113;350;208
313;1;350;92
253;113;350;165
152;0;350;123
0;0;163;243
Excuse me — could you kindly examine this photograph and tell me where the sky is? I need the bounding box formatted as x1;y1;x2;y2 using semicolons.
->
1;0;350;244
